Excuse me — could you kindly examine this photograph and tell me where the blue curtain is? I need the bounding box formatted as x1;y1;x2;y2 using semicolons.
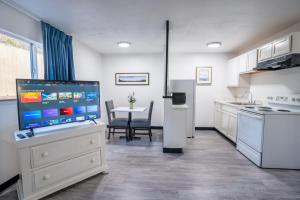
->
41;21;75;80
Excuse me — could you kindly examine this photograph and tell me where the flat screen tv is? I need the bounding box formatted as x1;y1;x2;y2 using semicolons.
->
16;79;100;130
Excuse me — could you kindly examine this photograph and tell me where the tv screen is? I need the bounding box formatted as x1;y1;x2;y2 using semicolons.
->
16;79;100;130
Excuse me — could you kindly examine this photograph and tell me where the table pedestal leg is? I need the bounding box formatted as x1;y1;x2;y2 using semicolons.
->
127;112;132;141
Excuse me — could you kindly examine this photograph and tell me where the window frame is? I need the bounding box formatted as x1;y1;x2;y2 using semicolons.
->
0;28;44;101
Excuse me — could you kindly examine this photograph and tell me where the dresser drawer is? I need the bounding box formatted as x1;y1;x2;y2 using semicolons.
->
33;151;101;191
31;133;100;168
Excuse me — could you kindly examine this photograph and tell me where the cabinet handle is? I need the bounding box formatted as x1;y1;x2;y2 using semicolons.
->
89;140;95;145
90;158;96;163
41;152;49;157
43;174;50;180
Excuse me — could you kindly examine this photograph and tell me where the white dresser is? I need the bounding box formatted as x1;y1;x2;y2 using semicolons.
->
14;121;107;200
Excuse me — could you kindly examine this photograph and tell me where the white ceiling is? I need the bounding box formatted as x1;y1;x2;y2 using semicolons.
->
7;0;300;54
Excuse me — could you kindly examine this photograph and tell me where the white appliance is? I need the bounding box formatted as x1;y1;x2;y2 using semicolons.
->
163;98;188;153
237;95;300;169
169;79;196;138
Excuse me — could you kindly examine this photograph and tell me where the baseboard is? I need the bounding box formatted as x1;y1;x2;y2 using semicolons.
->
106;125;163;130
195;127;216;130
163;148;183;153
151;126;163;130
214;128;236;146
0;175;19;194
106;126;217;131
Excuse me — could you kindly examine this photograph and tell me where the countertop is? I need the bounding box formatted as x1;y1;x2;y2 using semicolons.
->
214;99;252;108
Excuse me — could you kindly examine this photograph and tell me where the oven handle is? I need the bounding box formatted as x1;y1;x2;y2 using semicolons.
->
238;111;264;120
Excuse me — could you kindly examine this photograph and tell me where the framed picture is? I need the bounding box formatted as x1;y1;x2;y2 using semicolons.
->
115;73;150;85
196;67;212;85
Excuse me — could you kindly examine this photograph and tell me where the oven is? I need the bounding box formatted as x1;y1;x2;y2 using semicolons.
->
236;110;265;166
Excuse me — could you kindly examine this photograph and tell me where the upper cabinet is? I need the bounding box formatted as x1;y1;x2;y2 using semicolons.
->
258;35;292;62
247;49;258;71
272;36;292;57
239;49;258;73
227;56;250;87
226;32;300;87
258;43;272;62
227;49;256;87
227;57;239;87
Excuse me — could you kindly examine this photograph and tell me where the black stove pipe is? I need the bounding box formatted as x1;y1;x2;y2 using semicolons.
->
163;20;171;98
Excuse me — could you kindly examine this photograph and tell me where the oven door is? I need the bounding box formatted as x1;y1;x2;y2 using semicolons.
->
237;111;264;166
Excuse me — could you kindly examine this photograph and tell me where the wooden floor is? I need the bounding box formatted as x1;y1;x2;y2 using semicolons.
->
2;130;300;200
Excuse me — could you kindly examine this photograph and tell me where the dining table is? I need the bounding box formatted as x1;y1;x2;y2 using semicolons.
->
110;106;147;141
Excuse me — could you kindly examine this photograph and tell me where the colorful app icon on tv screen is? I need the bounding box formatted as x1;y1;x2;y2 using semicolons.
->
73;92;85;100
60;107;73;115
87;105;98;112
24;110;41;120
16;79;100;130
25;122;41;128
74;106;86;114
21;92;42;103
87;114;98;120
59;92;72;100
86;92;97;100
43;109;59;118
60;117;73;123
42;92;57;101
43;119;59;126
76;116;85;121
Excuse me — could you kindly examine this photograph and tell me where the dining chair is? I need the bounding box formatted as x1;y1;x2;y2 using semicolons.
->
130;101;154;141
105;100;129;139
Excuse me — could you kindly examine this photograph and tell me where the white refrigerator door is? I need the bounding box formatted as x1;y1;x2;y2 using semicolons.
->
169;80;195;138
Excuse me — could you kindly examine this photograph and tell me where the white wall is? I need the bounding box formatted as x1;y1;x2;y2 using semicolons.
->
0;3;103;184
101;54;164;126
169;53;232;127
250;68;300;100
101;53;232;127
0;1;42;43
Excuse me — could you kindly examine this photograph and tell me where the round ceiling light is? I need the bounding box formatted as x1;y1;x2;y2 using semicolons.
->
206;42;222;48
118;41;131;48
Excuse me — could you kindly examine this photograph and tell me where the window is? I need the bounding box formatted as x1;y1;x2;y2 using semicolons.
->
37;46;44;79
0;32;44;99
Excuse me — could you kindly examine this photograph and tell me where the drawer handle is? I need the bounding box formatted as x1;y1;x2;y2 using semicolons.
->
89;140;95;145
90;158;96;163
43;174;50;180
41;152;49;157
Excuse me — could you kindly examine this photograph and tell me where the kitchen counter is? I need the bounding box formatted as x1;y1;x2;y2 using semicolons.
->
214;99;256;108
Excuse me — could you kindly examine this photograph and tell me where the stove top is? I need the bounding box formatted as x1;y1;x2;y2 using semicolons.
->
240;106;299;115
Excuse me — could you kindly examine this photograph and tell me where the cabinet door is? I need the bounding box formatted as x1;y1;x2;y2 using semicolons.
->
227;58;239;86
239;54;247;73
214;108;222;131
247;49;257;71
220;111;229;136
272;36;291;57
258;43;272;62
227;114;237;143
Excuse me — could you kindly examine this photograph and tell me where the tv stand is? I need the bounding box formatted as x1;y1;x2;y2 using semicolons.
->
90;119;98;124
14;121;107;200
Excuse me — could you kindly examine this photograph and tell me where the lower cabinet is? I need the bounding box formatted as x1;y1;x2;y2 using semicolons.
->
227;113;237;142
214;102;238;143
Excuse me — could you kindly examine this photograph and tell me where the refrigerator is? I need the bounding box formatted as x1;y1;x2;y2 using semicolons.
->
169;79;196;138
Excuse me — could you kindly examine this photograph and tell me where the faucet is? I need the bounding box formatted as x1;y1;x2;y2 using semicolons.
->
249;92;255;104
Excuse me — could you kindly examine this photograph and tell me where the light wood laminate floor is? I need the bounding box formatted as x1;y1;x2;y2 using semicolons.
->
2;130;300;200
